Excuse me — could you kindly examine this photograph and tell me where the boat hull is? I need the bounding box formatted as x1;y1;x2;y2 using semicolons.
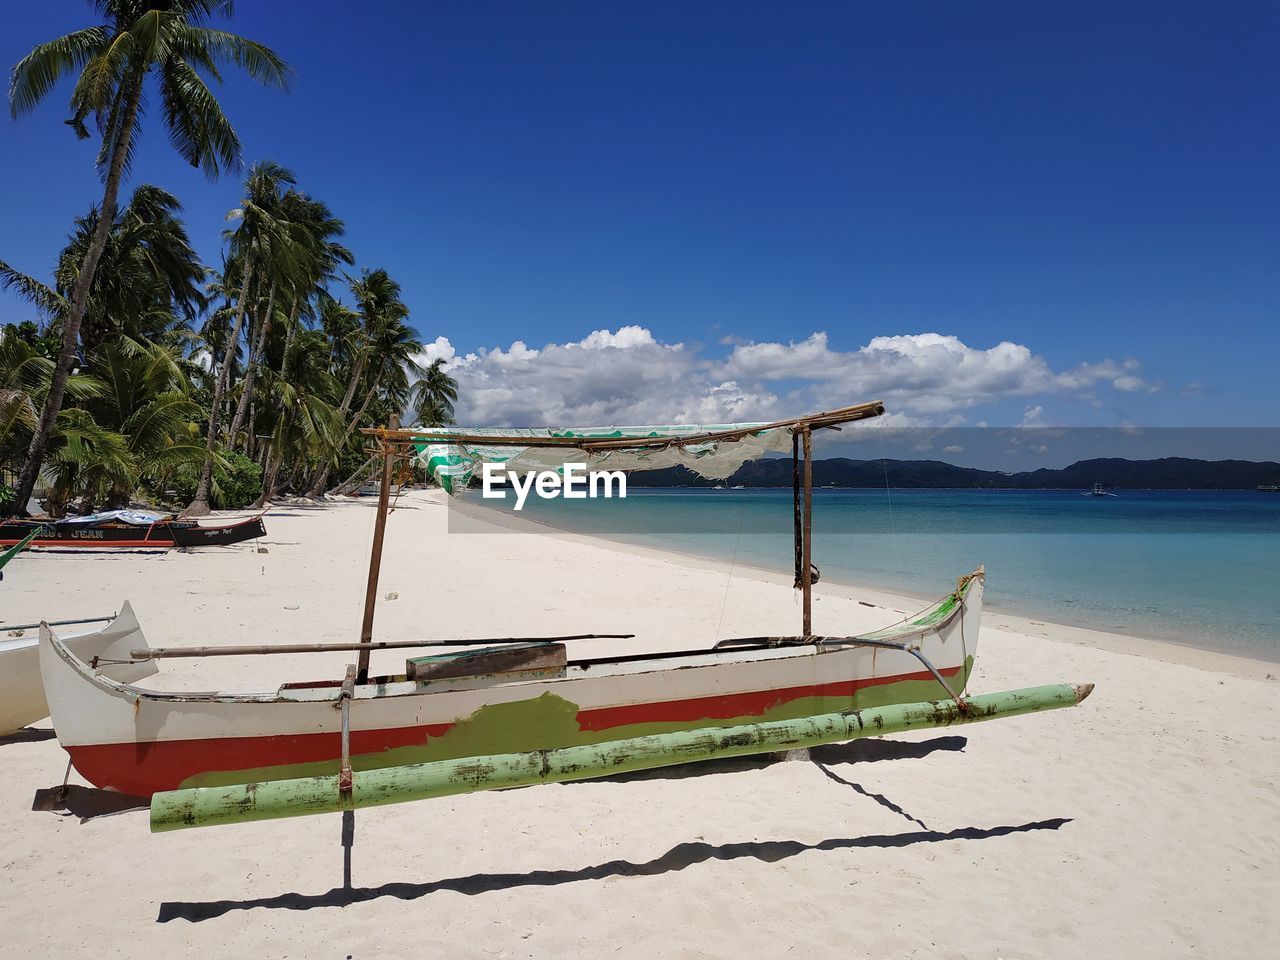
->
0;603;157;736
0;515;265;549
170;516;266;547
40;577;982;797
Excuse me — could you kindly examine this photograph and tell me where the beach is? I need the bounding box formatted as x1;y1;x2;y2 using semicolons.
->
2;489;1277;959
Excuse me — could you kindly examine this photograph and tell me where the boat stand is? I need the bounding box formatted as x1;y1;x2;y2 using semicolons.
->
337;663;356;887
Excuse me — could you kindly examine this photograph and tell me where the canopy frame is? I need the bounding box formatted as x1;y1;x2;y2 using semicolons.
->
352;399;886;677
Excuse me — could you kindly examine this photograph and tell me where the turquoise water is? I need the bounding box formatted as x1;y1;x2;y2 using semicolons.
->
468;489;1280;660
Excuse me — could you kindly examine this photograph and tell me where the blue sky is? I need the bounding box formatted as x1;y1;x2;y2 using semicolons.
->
2;1;1277;443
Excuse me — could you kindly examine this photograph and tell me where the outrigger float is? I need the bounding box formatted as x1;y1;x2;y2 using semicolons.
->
35;400;1094;832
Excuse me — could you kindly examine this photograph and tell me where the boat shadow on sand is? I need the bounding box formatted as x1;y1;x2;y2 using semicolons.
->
149;734;1070;923
156;817;1072;922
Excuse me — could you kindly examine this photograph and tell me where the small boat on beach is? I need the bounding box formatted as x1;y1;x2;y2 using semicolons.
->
40;573;984;797
2;604;156;736
0;509;266;550
33;400;1094;830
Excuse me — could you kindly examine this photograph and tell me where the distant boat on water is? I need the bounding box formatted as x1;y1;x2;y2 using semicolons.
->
1259;484;1280;492
1082;482;1118;498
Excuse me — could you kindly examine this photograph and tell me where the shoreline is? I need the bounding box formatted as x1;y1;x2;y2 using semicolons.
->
445;490;1279;678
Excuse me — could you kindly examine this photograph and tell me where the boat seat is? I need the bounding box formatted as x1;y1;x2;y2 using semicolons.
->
407;642;567;685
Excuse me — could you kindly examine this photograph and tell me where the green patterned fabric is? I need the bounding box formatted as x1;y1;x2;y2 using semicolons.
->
412;423;793;495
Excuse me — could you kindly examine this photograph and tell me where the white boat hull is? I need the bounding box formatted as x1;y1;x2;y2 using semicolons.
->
0;602;157;736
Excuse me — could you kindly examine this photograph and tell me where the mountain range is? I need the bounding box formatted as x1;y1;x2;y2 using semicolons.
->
623;457;1280;490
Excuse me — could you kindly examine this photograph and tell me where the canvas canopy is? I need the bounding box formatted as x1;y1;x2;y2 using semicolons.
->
389;401;887;495
412;423;794;495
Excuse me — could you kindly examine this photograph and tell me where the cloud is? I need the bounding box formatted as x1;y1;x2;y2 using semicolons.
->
434;327;780;427
718;332;1154;412
424;326;1157;428
417;335;455;366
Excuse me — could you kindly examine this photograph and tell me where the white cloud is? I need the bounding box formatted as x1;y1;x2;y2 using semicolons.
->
417;335;455;367
718;332;1153;412
442;327;780;427
432;326;1157;428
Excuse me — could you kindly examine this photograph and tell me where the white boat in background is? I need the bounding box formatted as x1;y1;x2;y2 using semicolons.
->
0;603;156;736
1082;481;1118;497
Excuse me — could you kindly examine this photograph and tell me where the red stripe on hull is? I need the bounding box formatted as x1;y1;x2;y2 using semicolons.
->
69;721;457;798
68;666;962;797
576;664;961;731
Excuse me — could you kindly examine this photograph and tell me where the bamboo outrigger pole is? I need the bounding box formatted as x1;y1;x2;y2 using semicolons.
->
127;633;636;661
151;682;1093;831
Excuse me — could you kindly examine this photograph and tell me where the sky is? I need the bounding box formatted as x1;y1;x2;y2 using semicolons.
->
1;1;1277;462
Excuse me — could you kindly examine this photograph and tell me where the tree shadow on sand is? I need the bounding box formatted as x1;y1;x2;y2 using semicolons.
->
156;817;1071;922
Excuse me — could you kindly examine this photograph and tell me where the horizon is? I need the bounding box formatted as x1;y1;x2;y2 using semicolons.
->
3;2;1277;462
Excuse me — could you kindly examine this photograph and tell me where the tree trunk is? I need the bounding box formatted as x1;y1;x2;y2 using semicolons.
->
280;295;301;378
185;259;254;516
308;379;376;497
304;351;365;496
6;75;142;517
253;440;285;509
229;278;276;450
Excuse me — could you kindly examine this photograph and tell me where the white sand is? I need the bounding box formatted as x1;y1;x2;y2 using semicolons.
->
2;490;1277;959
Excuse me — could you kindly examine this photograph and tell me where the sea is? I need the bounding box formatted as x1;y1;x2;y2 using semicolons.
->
467;488;1280;661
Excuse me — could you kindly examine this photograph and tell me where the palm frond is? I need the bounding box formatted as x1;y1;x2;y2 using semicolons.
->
9;26;109;119
177;26;291;90
158;58;241;177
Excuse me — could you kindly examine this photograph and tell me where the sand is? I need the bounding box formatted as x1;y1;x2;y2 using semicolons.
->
1;489;1277;959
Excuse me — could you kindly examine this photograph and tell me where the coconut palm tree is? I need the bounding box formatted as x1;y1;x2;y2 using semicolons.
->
410;358;458;427
2;185;206;356
187;160;300;514
227;188;352;453
306;270;423;497
6;0;290;516
48;339;205;511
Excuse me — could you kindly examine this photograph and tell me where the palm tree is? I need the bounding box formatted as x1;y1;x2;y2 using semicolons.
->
2;185;206;356
410;358;458;427
6;0;289;516
228;188;352;452
306;270;422;496
187;160;299;514
252;329;344;506
48;339;205;511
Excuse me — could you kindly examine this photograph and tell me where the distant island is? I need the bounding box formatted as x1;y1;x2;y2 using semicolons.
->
625;457;1280;491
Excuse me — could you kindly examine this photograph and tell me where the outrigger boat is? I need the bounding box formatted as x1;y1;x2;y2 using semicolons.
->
0;509;266;549
1;605;156;736
35;400;1094;831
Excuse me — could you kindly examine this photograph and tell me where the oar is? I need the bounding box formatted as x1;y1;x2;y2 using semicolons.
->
129;634;635;660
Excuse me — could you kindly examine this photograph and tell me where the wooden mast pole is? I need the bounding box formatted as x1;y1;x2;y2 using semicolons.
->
801;425;813;636
356;417;398;683
792;431;802;592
